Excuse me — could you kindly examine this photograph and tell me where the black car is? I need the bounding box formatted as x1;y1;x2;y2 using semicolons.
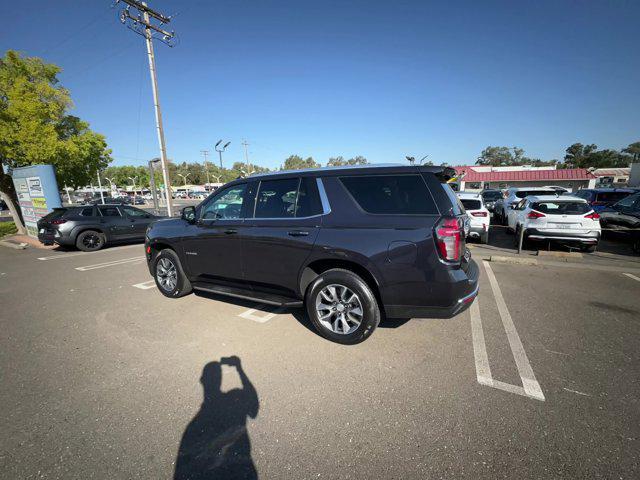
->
599;192;640;254
144;164;479;344
480;189;503;212
37;204;162;251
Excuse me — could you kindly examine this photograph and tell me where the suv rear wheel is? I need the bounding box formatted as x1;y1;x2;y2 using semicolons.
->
76;230;106;251
154;249;192;298
306;268;380;345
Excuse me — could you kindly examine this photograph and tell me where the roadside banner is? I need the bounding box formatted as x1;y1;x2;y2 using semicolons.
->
11;165;62;237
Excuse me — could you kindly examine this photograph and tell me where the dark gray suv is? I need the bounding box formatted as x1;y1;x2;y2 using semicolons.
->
38;204;161;251
145;164;479;344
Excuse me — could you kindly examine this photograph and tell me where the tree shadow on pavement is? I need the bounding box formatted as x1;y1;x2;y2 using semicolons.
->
174;356;259;480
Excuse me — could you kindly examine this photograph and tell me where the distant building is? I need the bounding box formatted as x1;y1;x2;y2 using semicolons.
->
591;167;631;187
453;165;597;192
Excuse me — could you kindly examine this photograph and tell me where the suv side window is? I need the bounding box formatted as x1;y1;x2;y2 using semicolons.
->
254;178;299;218
98;206;122;217
340;175;438;215
201;184;247;220
121;206;148;218
295;177;323;217
79;207;94;216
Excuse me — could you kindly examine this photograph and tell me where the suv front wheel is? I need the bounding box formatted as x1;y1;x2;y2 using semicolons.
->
153;249;192;298
306;268;380;345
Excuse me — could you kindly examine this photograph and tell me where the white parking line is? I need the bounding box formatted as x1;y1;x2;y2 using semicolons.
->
622;272;640;282
482;261;545;401
238;305;285;323
37;244;141;261
75;257;144;271
132;280;156;290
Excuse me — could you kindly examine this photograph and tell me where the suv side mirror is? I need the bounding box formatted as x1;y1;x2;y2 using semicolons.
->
182;206;196;223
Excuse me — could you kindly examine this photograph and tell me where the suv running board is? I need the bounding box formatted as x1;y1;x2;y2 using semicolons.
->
193;284;303;307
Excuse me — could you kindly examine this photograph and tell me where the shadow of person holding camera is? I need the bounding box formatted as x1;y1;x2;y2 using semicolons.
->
174;356;259;479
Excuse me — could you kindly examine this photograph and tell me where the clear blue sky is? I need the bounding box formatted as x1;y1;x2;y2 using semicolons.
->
2;0;639;168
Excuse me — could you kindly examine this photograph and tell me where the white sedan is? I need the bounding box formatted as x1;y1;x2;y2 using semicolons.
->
506;195;601;252
457;192;490;244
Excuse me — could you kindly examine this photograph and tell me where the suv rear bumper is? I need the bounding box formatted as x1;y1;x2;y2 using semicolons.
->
385;259;479;319
525;228;600;244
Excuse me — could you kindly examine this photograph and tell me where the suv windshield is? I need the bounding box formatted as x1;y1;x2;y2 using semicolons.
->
515;190;555;198
532;201;590;215
481;191;502;201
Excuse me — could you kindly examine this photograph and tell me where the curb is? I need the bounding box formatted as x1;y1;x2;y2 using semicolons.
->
0;239;28;250
489;255;538;266
537;250;583;262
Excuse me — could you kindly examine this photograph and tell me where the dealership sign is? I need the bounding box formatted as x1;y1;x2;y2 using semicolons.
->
11;165;62;237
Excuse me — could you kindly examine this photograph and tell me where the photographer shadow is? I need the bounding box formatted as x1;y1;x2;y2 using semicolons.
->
174;356;259;480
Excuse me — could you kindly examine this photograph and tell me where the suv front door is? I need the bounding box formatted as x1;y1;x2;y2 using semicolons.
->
97;205;132;240
120;205;155;238
242;177;323;298
182;184;249;285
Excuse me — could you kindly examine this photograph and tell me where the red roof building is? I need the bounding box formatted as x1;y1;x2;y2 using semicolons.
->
451;166;597;191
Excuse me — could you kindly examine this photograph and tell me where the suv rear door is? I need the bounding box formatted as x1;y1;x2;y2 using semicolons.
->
242;176;323;298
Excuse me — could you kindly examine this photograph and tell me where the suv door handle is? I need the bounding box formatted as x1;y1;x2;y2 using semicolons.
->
288;230;309;237
224;229;237;235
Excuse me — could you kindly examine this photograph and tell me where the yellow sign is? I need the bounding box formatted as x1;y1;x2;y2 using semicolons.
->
31;197;48;209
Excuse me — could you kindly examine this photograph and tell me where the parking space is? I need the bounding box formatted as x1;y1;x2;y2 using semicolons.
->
1;245;639;479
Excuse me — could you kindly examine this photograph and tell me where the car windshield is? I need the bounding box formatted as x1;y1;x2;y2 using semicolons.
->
515;190;555;198
532;201;591;215
460;199;482;210
482;191;502;201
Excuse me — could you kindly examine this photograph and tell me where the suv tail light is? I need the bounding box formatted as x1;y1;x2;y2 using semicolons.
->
435;217;461;262
51;219;67;225
471;211;488;217
584;212;600;219
527;211;546;219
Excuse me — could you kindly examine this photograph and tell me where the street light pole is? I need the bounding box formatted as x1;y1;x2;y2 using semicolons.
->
128;176;138;202
96;171;105;204
148;159;160;214
215;140;231;169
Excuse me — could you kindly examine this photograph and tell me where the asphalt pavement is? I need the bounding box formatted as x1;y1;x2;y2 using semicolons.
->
0;242;639;479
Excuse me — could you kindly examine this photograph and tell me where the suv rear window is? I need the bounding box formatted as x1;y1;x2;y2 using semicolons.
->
532;201;590;215
340;175;438;215
460;199;481;210
595;191;632;202
481;191;502;201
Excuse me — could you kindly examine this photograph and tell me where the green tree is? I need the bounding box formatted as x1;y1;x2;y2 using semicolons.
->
283;155;319;170
622;141;640;162
476;146;524;166
562;143;630;168
0;50;111;233
347;155;368;165
327;156;347;166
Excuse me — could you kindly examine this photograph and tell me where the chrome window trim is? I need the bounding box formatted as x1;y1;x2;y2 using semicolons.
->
316;177;331;215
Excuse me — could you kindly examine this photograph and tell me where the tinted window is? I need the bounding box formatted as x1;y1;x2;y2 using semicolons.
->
515;190;555;198
79;207;94;216
341;175;438;215
201;185;247;220
532;201;590;215
481;191;502;201
460;199;481;210
296;177;323;217
98;206;121;217
615;193;639;208
255;178;299;218
121;206;148;217
596;191;632;202
572;190;591;200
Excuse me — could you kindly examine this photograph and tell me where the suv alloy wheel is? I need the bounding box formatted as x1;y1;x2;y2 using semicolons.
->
306;268;380;345
154;249;193;298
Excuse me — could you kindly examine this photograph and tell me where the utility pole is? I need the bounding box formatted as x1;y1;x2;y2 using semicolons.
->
148;158;160;214
200;150;210;186
117;0;176;216
242;140;251;176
